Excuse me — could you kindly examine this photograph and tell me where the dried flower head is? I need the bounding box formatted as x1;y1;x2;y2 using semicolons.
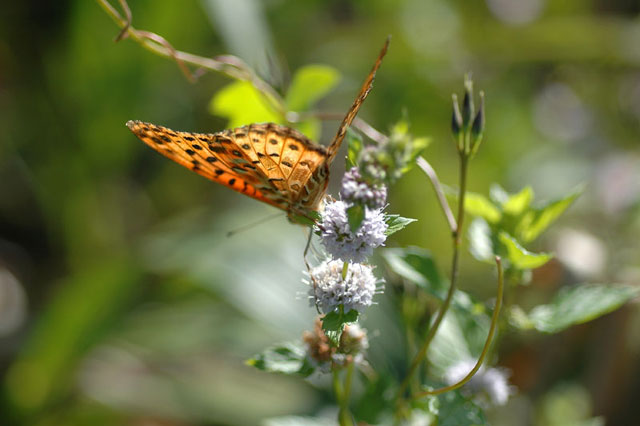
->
303;318;369;369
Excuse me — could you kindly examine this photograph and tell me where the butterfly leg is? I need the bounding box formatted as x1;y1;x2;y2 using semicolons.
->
303;228;322;315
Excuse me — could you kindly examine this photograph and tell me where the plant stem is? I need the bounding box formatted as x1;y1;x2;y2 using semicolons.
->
333;367;355;426
412;256;504;399
396;152;469;402
342;262;349;280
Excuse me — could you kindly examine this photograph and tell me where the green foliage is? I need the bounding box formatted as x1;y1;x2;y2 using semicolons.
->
384;214;417;236
347;204;365;233
382;247;491;372
247;343;315;377
321;308;359;346
353;119;429;185
210;65;340;141
285;65;340;112
387;120;431;179
433;390;489;426
517;187;582;243
382;247;447;297
412;390;487;426
210;80;282;128
352;375;395;423
511;284;639;333
464;192;502;224
498;232;552;270
345;128;363;171
464;185;580;274
428;306;491;375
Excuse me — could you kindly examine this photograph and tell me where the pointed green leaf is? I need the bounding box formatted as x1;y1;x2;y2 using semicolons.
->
518;188;582;242
499;232;552;270
382;247;445;295
384;214;417;236
347;204;365;233
321;309;359;346
507;305;535;330
210;80;281;128
247;342;314;377
285;65;340;112
528;284;639;333
502;186;534;215
464;192;502;223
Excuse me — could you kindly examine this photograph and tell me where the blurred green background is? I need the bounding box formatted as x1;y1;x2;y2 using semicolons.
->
1;1;640;425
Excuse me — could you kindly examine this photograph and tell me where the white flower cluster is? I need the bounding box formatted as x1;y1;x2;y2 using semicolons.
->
319;200;387;264
444;359;516;406
306;167;388;318
308;260;379;314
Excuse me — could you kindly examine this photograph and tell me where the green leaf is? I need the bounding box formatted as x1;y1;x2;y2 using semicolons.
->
210;80;281;128
384;214;417;236
499;232;552;270
436;390;488;426
347;204;365;233
321;309;359;346
293;119;321;142
428;306;490;375
464;192;502;223
399;136;431;176
518;187;582;243
468;218;495;263
345;128;363;170
285;65;340;112
353;375;395;423
502;186;534;215
382;247;445;295
507;305;535;330
528;284;639;333
246;342;314;377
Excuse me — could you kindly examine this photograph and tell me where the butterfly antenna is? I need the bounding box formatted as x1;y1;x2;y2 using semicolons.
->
226;212;282;238
326;36;390;163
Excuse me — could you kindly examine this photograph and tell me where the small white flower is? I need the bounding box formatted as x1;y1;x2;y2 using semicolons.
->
340;167;387;210
319;200;387;263
444;359;515;406
307;260;381;314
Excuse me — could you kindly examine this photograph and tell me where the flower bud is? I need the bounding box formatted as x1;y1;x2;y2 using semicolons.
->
471;91;485;156
451;94;463;138
462;75;474;129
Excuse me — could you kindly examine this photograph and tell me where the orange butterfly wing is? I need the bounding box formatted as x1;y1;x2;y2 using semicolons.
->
127;37;389;215
126;120;328;212
127;120;287;210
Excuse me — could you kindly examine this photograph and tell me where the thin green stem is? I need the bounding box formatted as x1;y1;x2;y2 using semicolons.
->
342;262;349;281
396;153;469;403
343;363;355;409
412;256;504;399
333;367;355;426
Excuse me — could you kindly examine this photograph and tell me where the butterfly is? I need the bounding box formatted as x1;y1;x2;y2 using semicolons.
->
127;39;388;225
